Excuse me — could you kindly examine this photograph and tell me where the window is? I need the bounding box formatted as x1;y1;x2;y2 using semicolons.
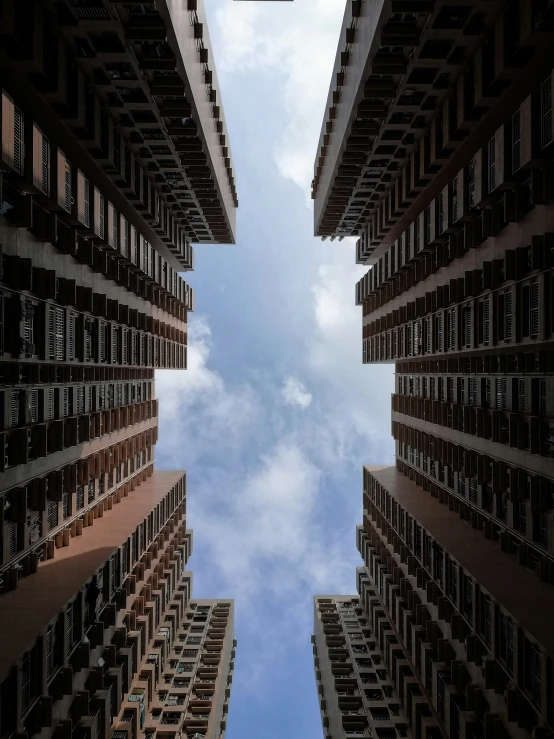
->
88;478;95;504
436;670;451;720
47;500;58;531
515;501;527;534
462;304;472;348
512;109;521;172
45;625;56;683
76;485;85;510
33;124;50;195
496;377;507;410
2;92;24;174
497;290;513;342
446;559;458;603
478;298;490;345
541;74;552;148
48;306;65;361
488;136;496;192
461;573;473;624
468;156;476;207
498;613;514;675
479;592;492;648
521;281;539;339
535;512;549;549
524;638;542;708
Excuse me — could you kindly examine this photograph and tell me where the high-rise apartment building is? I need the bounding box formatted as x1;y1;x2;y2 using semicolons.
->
313;1;554;738
313;594;413;739
0;2;236;739
137;599;235;739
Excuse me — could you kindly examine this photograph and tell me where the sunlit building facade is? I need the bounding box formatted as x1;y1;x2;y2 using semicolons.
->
313;1;554;738
0;1;237;738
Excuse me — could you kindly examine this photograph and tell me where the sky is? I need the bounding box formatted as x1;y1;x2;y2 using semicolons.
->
156;1;394;736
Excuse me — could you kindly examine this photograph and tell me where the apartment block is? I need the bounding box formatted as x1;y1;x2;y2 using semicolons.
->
313;1;554;738
134;599;235;739
357;465;554;739
0;0;238;574
0;471;194;738
0;2;237;739
313;595;413;739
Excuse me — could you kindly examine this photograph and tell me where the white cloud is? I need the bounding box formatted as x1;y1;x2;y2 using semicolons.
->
189;439;356;691
156;317;260;465
213;0;346;196
281;377;312;410
307;257;395;462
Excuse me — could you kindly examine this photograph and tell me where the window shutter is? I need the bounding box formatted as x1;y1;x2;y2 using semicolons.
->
12;101;24;175
46;388;54;420
142;238;149;274
518;379;526;413
33;123;50;195
99;320;106;363
21;654;30;713
488;136;496;192
64;157;71;213
120;216;128;258
468;157;476;208
118;327;124;364
512;109;521;172
83;177;90;227
463;305;472;348
541;73;553;149
530;281;539;338
45;626;55;682
483;298;490;345
65;603;73;656
2;92;24;174
539;379;547;415
68;312;76;361
28;389;38;424
505;290;513;340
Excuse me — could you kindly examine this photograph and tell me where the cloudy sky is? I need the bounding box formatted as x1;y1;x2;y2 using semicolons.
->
156;1;394;736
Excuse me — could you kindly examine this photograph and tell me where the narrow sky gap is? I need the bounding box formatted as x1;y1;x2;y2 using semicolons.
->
156;1;394;736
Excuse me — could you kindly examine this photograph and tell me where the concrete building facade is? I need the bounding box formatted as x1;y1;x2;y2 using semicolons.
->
313;594;412;739
0;2;236;739
313;2;554;738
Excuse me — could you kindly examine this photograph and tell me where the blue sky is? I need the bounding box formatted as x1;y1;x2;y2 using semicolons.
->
156;1;394;736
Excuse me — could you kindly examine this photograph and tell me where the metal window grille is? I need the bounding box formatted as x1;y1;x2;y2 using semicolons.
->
76;485;84;510
47;500;58;530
